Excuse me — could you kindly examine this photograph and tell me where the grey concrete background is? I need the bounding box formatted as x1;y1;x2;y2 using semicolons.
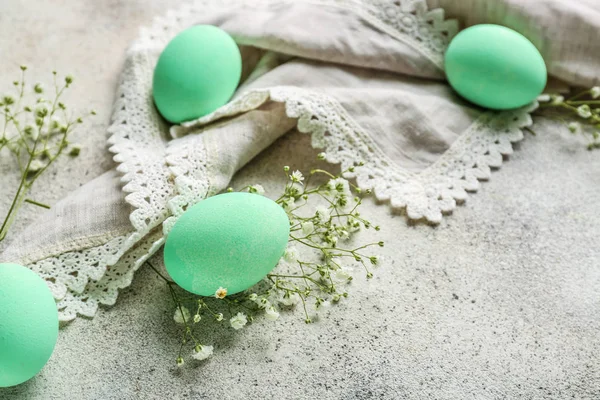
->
1;1;599;399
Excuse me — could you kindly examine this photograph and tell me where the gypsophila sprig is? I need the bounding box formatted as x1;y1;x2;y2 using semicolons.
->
0;67;94;241
536;88;600;150
149;157;383;367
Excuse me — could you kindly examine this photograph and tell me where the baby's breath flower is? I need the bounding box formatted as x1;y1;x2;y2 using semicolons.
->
174;306;191;324
230;312;248;330
591;86;600;99
577;105;592;119
24;124;38;140
550;95;564;105
334;267;352;281
265;306;280;321
176;357;185;367
29;159;46;172
279;292;300;306
248;184;265;195
248;293;258;301
50;116;62;130
317;152;326;160
347;216;361;232
316;206;330;223
34;103;49;118
282;197;296;212
290;170;304;184
33;83;44;94
192;345;213;361
255;297;271;310
537;94;551;102
317;300;331;309
215;287;228;299
327;178;351;195
339;229;350;240
193;314;201;323
283;246;299;263
215;313;224;322
2;95;15;106
369;256;379;266
301;221;314;235
568;122;581;134
69;145;81;157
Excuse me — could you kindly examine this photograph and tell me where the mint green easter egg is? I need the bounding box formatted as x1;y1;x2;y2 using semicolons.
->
0;263;58;387
152;25;242;123
444;24;547;110
164;192;290;296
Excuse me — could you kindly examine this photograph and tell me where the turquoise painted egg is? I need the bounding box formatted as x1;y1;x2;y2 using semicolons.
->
164;192;290;296
444;24;547;110
152;25;242;123
0;263;58;387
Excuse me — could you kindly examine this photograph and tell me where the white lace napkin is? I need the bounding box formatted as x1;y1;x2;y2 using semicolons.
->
1;0;598;321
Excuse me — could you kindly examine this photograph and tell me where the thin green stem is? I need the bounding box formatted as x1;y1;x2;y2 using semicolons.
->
566;100;600;106
24;198;50;209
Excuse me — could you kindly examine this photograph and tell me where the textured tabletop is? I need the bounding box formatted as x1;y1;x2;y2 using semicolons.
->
1;1;599;399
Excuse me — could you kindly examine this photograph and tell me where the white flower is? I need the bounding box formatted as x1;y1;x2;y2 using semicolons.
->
248;293;258;301
317;300;331;309
316;206;330;222
2;94;15;106
29;159;46;172
230;312;248;330
537;94;551;102
334;267;352;281
174;307;191;324
193;314;201;323
24;124;38;140
215;313;224;322
279;292;300;306
50;116;62;130
577;105;592;119
591;86;600;99
568;122;581;134
192;345;214;361
176;357;185;367
550;95;564;105
347;216;361;232
34;103;49;117
284;246;299;263
215;287;228;299
290;170;304;184
255;297;271;310
249;184;265;195
301;221;314;235
282;197;296;211
317;152;327;160
327;178;351;195
265;306;280;321
325;233;338;246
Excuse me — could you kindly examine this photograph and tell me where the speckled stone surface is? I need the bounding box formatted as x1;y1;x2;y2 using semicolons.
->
1;1;599;399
